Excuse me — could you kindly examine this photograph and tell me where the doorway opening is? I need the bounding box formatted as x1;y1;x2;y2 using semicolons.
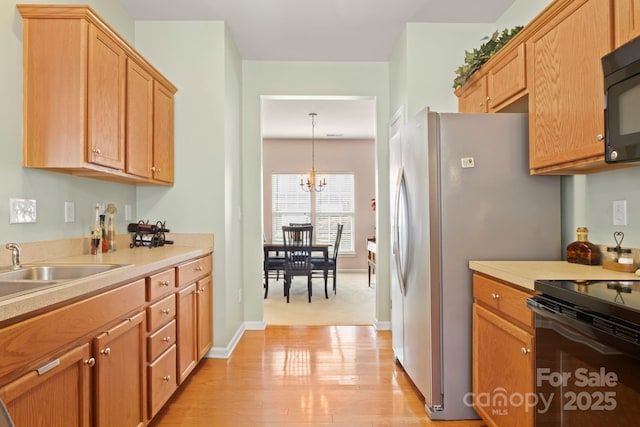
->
261;95;377;325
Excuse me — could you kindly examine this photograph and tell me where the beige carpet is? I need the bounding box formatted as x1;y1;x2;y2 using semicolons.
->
263;271;376;325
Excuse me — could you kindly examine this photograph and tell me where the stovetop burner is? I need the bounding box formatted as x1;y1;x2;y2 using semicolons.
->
534;279;640;326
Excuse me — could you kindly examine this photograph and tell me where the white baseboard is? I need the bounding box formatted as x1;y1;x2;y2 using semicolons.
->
245;320;266;330
205;323;246;359
204;320;267;359
374;319;391;330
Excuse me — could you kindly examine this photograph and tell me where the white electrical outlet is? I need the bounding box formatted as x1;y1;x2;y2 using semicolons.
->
613;200;627;226
125;204;132;221
64;201;75;223
9;198;37;224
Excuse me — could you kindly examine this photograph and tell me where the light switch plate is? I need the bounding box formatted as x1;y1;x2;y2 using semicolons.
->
125;204;132;221
10;198;37;224
64;201;75;223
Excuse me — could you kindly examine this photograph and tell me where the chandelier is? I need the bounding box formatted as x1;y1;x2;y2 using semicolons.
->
300;112;326;192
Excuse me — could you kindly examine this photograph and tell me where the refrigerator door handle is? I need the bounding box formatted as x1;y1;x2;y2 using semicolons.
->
393;167;407;296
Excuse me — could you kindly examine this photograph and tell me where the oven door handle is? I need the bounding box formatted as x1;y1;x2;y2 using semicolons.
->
526;297;598;338
527;297;640;356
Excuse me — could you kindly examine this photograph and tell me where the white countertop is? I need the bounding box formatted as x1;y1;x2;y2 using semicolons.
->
0;241;213;325
469;260;640;291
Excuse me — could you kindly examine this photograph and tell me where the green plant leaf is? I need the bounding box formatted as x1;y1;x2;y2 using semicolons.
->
453;26;524;89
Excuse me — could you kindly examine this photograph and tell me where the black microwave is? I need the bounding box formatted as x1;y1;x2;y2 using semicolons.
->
602;36;640;163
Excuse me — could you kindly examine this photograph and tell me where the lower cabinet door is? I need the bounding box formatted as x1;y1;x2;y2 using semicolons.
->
473;303;534;427
0;343;92;427
148;344;177;419
197;275;213;360
94;311;146;427
177;282;197;383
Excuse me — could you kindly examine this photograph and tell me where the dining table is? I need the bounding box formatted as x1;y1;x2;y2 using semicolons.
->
263;242;330;296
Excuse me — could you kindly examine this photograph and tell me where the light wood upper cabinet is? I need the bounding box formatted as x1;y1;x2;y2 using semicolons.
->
153;82;176;184
487;43;527;109
18;5;177;185
528;0;613;174
127;59;154;179
615;0;640;46
456;41;527;113
87;24;126;170
457;76;489;113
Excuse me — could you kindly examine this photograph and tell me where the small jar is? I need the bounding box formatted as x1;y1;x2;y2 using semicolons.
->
605;247;619;263
618;248;634;265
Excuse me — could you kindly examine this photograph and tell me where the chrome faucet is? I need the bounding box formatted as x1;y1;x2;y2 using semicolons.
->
5;243;21;270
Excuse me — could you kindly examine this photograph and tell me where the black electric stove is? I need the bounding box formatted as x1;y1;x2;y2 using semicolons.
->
533;279;640;327
529;280;640;425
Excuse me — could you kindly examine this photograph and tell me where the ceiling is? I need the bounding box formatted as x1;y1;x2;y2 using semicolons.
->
118;0;516;139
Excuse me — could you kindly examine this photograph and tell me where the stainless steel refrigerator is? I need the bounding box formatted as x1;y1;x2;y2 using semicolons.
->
389;108;561;420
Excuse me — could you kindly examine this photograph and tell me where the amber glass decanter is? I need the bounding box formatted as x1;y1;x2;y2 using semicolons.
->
566;227;601;265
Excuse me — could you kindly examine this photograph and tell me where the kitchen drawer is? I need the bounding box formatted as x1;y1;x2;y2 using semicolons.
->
147;319;176;362
473;273;534;329
146;268;176;301
148;344;177;419
146;294;175;332
176;254;212;287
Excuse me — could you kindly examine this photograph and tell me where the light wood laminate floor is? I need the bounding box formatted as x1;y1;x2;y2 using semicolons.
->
149;326;486;426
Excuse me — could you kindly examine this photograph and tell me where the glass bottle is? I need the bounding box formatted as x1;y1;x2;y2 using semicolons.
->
100;215;109;253
566;227;601;265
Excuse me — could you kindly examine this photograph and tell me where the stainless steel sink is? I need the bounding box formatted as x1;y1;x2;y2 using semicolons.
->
0;264;127;281
0;280;65;299
0;264;130;301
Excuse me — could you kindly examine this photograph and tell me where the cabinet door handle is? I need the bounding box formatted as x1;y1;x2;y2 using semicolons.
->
597;134;604;141
163;375;171;382
161;280;171;287
491;293;500;300
92;148;102;155
100;347;111;356
520;347;531;355
161;308;171;315
162;336;171;342
85;357;96;367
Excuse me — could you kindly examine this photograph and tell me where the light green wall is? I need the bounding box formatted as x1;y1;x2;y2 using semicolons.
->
134;21;244;347
0;1;137;245
241;61;390;325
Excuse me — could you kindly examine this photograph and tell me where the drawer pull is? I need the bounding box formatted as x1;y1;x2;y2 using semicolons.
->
163;375;171;382
161;308;171;315
195;266;203;272
520;347;531;355
101;347;111;356
491;293;500;300
85;357;96;367
162;336;171;342
161;280;171;287
37;358;60;376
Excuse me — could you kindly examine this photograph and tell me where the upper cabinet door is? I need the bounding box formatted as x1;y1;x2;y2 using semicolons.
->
615;0;640;47
87;24;126;170
153;82;175;184
528;0;612;174
127;59;154;179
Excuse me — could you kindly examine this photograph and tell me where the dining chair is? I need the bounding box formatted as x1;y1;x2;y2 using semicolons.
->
263;247;285;299
282;225;314;303
312;224;343;296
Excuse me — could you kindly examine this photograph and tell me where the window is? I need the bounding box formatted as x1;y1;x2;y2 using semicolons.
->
271;173;354;253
